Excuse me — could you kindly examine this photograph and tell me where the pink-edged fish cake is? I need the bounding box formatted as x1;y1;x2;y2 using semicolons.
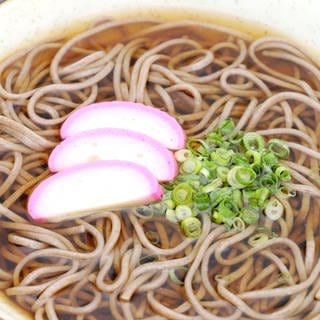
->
28;160;163;222
48;128;178;182
60;101;186;150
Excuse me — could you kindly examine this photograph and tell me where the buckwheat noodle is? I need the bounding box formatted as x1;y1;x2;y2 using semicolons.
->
0;18;320;319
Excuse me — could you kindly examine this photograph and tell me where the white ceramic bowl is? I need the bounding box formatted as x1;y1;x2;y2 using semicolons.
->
0;0;319;319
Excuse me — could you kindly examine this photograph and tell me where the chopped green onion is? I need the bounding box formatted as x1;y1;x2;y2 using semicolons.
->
211;211;224;224
164;199;175;209
210;188;232;207
248;232;269;246
199;167;210;178
180;217;202;238
268;139;290;159
229;131;244;145
264;197;284;220
218;198;238;217
165;208;178;223
216;166;229;181
275;166;291;181
245;150;262;165
262;151;278;167
210;148;234;166
233;217;245;231
259;173;278;193
181;158;202;174
255;187;270;206
187;138;210;156
240;207;259;224
172;183;193;205
213;198;238;227
227;166;256;188
277;186;296;199
232;189;242;209
243;132;265;151
175;149;192;162
206;132;222;146
193;192;210;212
201;178;223;193
155;118;294;238
175;205;193;221
202;158;217;172
232;153;249;166
217;118;235;136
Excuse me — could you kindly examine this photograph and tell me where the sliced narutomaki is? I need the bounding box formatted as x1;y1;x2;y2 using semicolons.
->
48;128;178;182
28;160;163;222
60;101;186;150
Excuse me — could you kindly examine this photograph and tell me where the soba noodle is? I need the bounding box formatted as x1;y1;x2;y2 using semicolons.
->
0;18;320;319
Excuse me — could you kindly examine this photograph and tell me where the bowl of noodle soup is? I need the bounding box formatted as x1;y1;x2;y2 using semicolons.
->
0;0;320;319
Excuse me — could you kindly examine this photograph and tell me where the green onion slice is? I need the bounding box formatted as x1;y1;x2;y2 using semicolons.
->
277;186;296;199
187;138;210;156
217;118;235;136
181;158;202;174
175;149;192;162
275;166;291;181
268;139;290;159
243;132;265;151
217;166;229;181
165;208;178;223
175;205;193;221
172;183;193;205
193;192;210;212
201;178;223;193
180;217;202;238
240;207;259;225
210;148;234;166
227;166;256;188
264;197;284;221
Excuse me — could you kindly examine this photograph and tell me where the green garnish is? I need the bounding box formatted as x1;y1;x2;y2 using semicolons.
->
180;216;202;238
147;119;293;238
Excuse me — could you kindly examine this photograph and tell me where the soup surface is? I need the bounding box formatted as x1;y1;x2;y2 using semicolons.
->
0;17;320;320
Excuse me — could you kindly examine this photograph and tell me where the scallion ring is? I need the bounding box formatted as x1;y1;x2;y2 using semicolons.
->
172;183;193;205
243;132;265;151
165;208;178;223
277;186;296;199
180;217;202;238
264;197;284;221
268;139;290;159
227;166;256;188
181;158;202;174
275;166;291;181
240;207;259;225
217;118;235;136
175;205;193;221
174;149;192;162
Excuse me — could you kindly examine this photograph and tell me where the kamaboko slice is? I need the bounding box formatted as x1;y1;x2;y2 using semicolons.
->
60;101;185;150
28;160;163;222
49;128;178;182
